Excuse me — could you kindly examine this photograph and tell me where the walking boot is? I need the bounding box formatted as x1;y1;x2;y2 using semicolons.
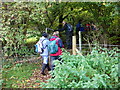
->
41;64;46;75
46;64;51;71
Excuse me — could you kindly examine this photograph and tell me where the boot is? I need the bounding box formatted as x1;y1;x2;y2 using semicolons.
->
41;64;47;75
46;64;51;71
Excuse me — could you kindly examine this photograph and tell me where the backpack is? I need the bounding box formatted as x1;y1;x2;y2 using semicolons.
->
48;38;60;54
67;24;73;32
80;27;85;32
34;39;46;54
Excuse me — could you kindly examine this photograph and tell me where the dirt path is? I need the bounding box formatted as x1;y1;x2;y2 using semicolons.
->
26;68;51;88
16;62;51;88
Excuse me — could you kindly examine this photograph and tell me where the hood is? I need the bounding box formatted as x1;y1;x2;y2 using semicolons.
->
50;35;58;41
40;36;46;41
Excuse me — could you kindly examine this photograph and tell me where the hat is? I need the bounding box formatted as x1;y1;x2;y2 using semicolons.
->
53;30;59;32
42;32;48;37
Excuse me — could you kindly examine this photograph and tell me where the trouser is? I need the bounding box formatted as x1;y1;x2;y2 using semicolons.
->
50;56;62;70
66;34;72;49
76;30;79;44
41;56;51;73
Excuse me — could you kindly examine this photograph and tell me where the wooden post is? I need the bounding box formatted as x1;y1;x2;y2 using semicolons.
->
72;36;76;55
79;31;82;51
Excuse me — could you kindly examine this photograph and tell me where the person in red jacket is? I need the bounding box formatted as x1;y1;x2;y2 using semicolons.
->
85;22;91;31
49;30;64;70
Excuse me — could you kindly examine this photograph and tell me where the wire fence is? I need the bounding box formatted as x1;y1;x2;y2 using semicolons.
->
76;44;120;54
1;37;120;64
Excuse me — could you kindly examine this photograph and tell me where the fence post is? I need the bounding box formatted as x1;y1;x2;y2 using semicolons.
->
72;36;76;55
79;31;82;51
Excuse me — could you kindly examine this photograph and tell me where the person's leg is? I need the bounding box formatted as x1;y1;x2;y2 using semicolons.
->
50;56;55;70
50;56;59;70
46;64;51;71
66;38;69;49
58;56;62;64
41;56;48;75
66;34;71;49
41;64;46;75
44;56;51;71
46;59;51;71
76;30;79;44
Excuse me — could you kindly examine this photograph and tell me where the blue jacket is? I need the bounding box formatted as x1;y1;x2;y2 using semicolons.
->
40;36;50;56
76;22;81;31
76;22;85;32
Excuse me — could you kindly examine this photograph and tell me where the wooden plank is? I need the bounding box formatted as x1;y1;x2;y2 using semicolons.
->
76;48;82;56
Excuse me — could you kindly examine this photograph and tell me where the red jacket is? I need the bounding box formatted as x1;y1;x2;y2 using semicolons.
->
85;24;91;31
50;35;63;56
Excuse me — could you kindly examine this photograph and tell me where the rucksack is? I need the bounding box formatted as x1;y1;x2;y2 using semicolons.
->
48;38;60;54
80;27;85;32
34;39;46;54
67;24;73;32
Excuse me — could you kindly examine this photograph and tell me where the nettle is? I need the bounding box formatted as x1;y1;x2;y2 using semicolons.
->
41;48;119;88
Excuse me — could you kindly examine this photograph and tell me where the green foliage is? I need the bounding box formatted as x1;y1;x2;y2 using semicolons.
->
3;64;12;69
1;2;119;88
35;80;41;83
1;2;119;56
41;48;119;88
15;63;23;67
2;63;40;88
2;2;46;57
26;37;38;44
0;80;3;88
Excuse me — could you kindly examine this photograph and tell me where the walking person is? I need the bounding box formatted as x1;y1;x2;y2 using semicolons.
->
85;22;91;31
37;32;51;75
58;21;73;49
49;30;64;70
91;22;98;30
76;20;82;44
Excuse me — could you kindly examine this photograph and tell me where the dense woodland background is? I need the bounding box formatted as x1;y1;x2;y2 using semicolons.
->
0;2;119;57
0;2;119;88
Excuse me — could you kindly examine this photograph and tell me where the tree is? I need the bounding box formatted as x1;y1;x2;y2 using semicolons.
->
1;2;119;57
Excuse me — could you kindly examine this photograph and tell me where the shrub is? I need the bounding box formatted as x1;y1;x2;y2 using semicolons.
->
41;47;119;88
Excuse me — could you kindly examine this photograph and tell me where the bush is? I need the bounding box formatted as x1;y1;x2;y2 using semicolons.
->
41;47;119;88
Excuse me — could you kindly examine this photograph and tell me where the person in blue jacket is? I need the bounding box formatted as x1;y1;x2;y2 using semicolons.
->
76;20;83;44
39;32;51;75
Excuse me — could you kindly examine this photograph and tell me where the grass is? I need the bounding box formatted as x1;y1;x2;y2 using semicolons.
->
2;62;41;88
